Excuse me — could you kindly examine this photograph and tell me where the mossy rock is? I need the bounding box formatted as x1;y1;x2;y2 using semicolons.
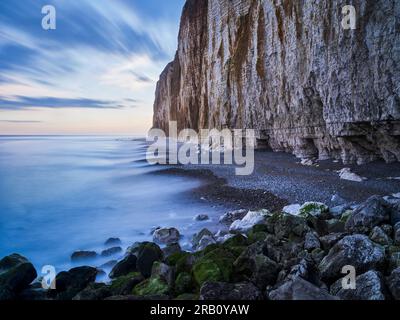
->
192;248;235;286
166;251;190;266
250;224;270;234
174;293;199;300
175;254;196;275
248;231;268;243
194;243;220;258
174;272;194;295
109;272;143;295
340;210;353;223
223;234;249;248
299;202;329;218
132;276;169;296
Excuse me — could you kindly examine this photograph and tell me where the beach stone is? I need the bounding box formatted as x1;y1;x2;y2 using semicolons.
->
345;196;390;234
109;254;137;279
153;227;180;244
136;242;163;278
219;209;247;225
369;226;392;246
299;202;329;218
162;242;182;259
53;266;97;300
109;272;144;296
0;254;37;300
101;247;122;257
282;204;301;216
194;214;209;221
230;210;270;233
200;281;262;300
387;267;400;300
104;238;122;246
319;235;385;282
71;251;98;262
331;271;386;300
304;232;321;251
269;277;337;300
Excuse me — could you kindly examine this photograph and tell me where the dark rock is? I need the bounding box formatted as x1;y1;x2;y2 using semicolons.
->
196;235;217;251
162;242;182;259
331;271;386;300
269;277;337;300
174;272;193;295
18;287;48;301
200;281;262;300
319;235;385;282
194;214;209;221
219;209;247;225
101;247;122;257
153;227;180;244
72;283;112;300
136;242;163;278
109;254;137;279
273;213;309;240
369;226;392;246
151;262;174;287
192;228;215;249
132;276;169;296
389;200;400;225
53;266;97;300
394;222;400;245
304;232;321;251
109;272;144;296
330;204;352;219
71;251;98;262
387;267;400;300
326;219;346;234
319;233;347;251
104;238;122;246
99;260;118;269
0;254;37;300
345;196;390;234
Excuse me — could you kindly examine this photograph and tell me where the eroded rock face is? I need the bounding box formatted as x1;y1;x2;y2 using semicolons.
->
153;0;400;164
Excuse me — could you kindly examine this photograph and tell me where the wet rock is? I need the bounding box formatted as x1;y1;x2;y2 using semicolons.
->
162;242;182;259
192;228;214;249
109;272;144;296
319;235;385;282
304;232;321;251
219;209;247;225
153;228;180;245
151;262;174;287
230;210;270;233
194;214;209;221
387;267;400;300
345;196;390;234
132;276;169;297
136;242;163;278
369;226;392;246
109;254;137;279
104;238;122;246
282;204;301;216
71;251;98;262
200;281;262;300
0;254;37;300
196;235;217;251
331;270;386;300
53;266;97;300
101;247;122;257
72;283;112;300
269;277;337;300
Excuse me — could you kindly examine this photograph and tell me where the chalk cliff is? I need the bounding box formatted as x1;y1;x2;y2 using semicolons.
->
153;0;400;164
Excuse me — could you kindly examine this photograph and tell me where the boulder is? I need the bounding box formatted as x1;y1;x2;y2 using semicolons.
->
132;276;169;296
369;226;392;246
330;204;352;218
345;196;390;234
299;202;329;218
326;219;345;233
319;233;347;251
395;222;400;245
387;267;400;300
72;283;112;300
196;235;217;251
390;201;400;225
109;272;144;296
0;254;37;300
136;242;163;278
282;204;301;216
338;168;366;182
99;260;118;269
269;277;337;300
151;262;174;287
273;213;309;240
162;242;182;259
109;254;137;279
194;214;209;221
219;209;247;225
104;238;122;246
192;228;214;249
319;235;385;282
101;247;122;257
200;281;262;300
174;272;193;295
71;251;98;262
304;232;321;251
153;227;180;244
331;271;386;300
230;210;270;233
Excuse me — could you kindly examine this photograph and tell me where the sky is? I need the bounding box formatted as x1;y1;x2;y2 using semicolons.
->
0;0;185;135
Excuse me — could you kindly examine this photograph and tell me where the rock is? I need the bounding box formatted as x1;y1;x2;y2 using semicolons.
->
132;276;169;296
72;283;112;300
331;194;348;206
0;254;37;300
219;209;247;225
109;272;144;296
101;247;122;257
175;293;198;300
162;242;182;259
325;219;345;234
390;202;400;225
338;168;366;182
273;213;309;240
151;262;174;287
381;224;394;237
150;226;161;235
300;159;315;166
104;238;122;246
200;281;262;300
192;248;235;286
330;205;352;218
71;251;97;262
345;196;391;233
53;266;97;300
388;246;400;271
174;272;193;295
395;222;400;245
299;202;329;218
369;226;392;246
319;233;347;251
196;235;217;251
340;210;353;223
269;277;337;300
153;227;180;245
192;228;214;249
230;210;270;233
136;242;163;278
194;214;209;221
304;232;321;251
387;267;400;300
331;271;386;300
99;260;118;269
216;233;235;244
319;235;385;282
109;254;137;279
282;204;301;216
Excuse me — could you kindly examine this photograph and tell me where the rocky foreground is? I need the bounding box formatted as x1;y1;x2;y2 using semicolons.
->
1;194;400;300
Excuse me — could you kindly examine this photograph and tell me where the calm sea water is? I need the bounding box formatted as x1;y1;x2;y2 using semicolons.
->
0;136;224;275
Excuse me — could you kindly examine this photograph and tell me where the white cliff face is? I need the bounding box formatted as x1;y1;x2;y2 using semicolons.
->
153;0;400;164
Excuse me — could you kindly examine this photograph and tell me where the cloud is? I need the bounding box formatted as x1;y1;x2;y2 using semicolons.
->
0;96;123;110
0;120;43;123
